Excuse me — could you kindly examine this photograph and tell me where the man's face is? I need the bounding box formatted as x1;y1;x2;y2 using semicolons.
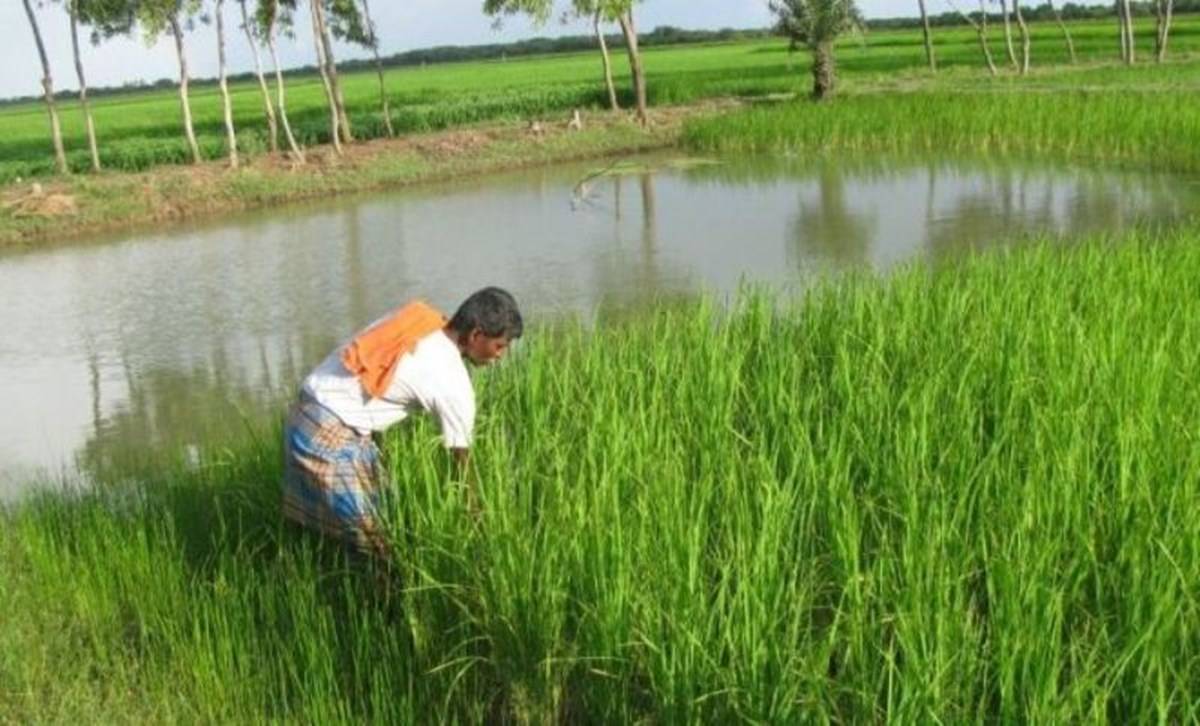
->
463;329;511;366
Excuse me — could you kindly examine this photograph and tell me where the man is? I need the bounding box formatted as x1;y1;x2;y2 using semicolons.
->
282;287;523;558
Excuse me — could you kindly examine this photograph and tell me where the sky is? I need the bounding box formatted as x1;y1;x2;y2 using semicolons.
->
3;1;1105;101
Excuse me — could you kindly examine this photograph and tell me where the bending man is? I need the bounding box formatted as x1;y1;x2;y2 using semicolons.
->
282;287;523;557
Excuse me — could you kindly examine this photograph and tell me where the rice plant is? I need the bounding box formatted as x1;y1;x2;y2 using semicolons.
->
3;226;1198;722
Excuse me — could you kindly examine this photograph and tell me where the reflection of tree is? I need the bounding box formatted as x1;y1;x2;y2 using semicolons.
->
76;328;340;482
923;166;1157;258
345;207;369;327
589;173;697;317
787;162;877;267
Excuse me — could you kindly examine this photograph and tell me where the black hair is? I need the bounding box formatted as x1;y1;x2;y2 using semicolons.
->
447;287;524;339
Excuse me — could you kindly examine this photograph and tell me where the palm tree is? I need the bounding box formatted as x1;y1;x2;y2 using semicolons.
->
769;0;862;100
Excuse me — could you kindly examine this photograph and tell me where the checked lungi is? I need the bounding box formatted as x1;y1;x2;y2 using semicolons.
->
282;391;390;556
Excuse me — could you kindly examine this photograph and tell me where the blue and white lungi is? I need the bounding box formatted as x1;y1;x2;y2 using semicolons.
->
281;391;389;555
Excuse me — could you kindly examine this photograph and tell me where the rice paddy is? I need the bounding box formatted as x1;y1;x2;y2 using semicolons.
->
2;14;1200;181
4;10;1200;723
3;227;1199;722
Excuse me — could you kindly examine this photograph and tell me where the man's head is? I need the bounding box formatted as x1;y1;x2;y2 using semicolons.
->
447;287;524;365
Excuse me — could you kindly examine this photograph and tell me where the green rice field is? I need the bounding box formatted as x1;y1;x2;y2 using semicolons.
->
5;12;1200;722
3;228;1199;721
2;14;1199;182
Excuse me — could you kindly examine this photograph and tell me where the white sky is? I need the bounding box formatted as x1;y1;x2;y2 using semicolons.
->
3;1;1109;101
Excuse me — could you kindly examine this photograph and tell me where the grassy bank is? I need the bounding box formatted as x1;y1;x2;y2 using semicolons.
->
0;108;688;247
4;227;1199;722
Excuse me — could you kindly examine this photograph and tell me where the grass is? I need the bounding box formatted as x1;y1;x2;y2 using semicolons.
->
3;226;1199;722
682;90;1200;172
2;15;1200;182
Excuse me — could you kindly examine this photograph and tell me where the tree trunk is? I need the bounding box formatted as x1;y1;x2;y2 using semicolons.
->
216;0;239;169
617;11;647;126
313;0;352;143
360;0;393;137
917;0;936;72
594;10;619;111
998;0;1018;70
1013;0;1030;75
68;2;100;172
810;41;836;100
952;0;998;75
975;1;998;75
1126;0;1137;64
310;0;341;153
169;16;202;164
1155;0;1174;62
267;14;304;162
1048;0;1076;63
1117;1;1129;61
1121;0;1136;64
239;0;278;153
22;0;68;175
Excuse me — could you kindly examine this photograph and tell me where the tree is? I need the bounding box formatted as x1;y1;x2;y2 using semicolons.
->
137;0;203;164
614;2;648;125
215;0;239;168
1047;0;1076;64
947;0;997;75
238;0;278;153
1013;0;1030;74
312;0;352;143
482;0;635;118
253;0;304;161
917;0;935;72
359;0;393;137
64;0;131;171
69;0;137;170
998;0;1019;70
593;8;618;111
1117;0;1135;64
1155;0;1174;62
769;0;862;101
309;0;341;152
571;0;621;111
325;0;391;137
21;0;69;174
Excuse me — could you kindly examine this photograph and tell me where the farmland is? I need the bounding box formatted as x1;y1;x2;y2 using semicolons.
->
3;11;1200;723
2;15;1199;183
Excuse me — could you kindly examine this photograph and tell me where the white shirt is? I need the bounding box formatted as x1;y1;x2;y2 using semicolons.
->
302;330;475;448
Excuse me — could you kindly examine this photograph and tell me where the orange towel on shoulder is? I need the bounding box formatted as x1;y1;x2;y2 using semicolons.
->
341;300;448;400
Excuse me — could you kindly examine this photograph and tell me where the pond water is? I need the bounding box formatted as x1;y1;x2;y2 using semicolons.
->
2;153;1197;494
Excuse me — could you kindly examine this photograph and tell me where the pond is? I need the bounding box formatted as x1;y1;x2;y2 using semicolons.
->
2;153;1197;494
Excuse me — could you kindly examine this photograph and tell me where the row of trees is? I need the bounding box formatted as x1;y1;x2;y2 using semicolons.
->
17;0;653;176
16;0;1188;175
773;0;1180;100
914;0;1177;74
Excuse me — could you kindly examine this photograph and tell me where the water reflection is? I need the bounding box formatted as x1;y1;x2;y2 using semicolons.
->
0;153;1196;488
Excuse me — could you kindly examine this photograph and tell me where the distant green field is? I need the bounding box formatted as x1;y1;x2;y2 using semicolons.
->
2;15;1198;182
